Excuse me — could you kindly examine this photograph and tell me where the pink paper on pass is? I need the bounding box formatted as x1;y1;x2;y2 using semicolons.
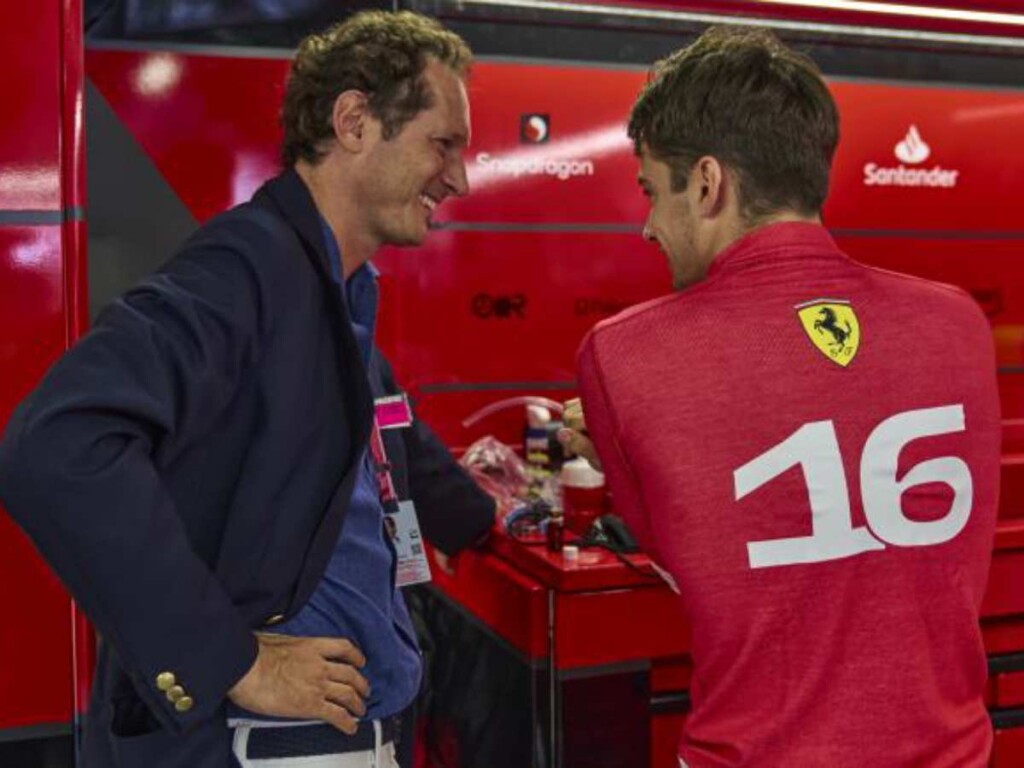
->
375;395;413;430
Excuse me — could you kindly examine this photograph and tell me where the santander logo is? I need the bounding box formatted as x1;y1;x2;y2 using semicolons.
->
863;124;959;189
893;125;930;164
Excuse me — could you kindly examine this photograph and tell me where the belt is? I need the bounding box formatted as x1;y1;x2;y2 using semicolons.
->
244;715;402;759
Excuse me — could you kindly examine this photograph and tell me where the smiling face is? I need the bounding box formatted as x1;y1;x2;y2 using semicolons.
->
357;58;471;247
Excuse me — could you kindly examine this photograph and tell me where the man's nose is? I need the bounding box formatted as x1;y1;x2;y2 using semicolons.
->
445;154;470;197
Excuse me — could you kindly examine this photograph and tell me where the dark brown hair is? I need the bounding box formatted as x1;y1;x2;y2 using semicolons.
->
628;26;839;221
280;10;472;166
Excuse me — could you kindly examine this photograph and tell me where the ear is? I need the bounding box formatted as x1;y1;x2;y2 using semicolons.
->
331;90;370;152
692;156;727;218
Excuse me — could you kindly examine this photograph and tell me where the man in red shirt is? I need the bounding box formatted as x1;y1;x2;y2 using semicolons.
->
561;26;1000;767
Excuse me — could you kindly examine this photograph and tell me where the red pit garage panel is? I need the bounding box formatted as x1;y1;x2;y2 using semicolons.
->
0;0;87;759
85;51;1024;427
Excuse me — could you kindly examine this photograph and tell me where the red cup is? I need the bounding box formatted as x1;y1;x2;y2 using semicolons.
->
560;458;607;535
563;485;607;534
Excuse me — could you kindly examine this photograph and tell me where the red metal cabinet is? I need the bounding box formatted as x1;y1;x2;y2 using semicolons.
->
428;520;1024;768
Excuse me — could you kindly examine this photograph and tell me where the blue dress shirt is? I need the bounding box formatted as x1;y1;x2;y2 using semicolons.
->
240;220;422;721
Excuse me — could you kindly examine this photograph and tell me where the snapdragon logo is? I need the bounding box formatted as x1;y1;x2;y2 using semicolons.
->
863;125;959;189
475;152;595;181
520;114;550;144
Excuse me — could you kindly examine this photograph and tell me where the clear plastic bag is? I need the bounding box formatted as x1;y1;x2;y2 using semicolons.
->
459;435;530;521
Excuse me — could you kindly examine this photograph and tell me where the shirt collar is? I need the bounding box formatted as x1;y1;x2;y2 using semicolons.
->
345;260;380;332
318;216;379;345
706;221;845;279
317;217;379;283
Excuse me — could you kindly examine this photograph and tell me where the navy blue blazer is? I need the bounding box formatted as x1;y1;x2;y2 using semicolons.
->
0;170;493;768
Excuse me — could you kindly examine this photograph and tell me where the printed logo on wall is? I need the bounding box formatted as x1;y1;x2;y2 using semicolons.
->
574;297;632;318
863;125;960;189
520;114;550;144
472;113;599;183
894;125;930;164
471;293;528;319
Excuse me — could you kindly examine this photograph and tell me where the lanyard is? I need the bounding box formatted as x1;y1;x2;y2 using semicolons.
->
367;421;399;512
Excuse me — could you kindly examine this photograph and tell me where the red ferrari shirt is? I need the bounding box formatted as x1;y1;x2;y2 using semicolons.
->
578;222;1000;767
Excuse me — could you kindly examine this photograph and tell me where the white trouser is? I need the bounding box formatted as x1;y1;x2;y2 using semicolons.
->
231;721;399;768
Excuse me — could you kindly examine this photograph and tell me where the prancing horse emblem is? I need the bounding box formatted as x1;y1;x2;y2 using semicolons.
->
796;299;860;367
814;306;851;347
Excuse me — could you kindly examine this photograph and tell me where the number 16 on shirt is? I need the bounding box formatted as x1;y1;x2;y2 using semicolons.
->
735;404;973;569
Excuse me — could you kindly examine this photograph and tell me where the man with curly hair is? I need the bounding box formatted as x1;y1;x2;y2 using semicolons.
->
0;11;493;768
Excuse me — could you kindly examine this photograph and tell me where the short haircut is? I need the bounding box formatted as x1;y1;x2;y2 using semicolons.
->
280;10;472;166
628;26;839;221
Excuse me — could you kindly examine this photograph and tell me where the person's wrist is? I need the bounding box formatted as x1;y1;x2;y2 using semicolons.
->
227;634;260;703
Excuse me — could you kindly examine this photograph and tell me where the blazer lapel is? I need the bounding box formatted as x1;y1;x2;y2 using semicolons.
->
251;170;374;609
253;169;373;439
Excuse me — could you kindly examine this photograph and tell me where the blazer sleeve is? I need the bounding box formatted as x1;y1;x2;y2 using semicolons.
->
576;329;657;556
0;213;293;733
377;357;495;555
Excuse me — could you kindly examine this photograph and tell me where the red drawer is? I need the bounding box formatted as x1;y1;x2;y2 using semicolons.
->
990;671;1024;709
1001;455;1024;520
651;713;685;768
992;725;1024;768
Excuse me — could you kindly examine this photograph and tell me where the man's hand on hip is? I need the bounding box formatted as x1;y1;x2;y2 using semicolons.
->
228;633;370;734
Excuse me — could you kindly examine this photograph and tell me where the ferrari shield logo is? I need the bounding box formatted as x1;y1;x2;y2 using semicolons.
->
796;299;860;367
